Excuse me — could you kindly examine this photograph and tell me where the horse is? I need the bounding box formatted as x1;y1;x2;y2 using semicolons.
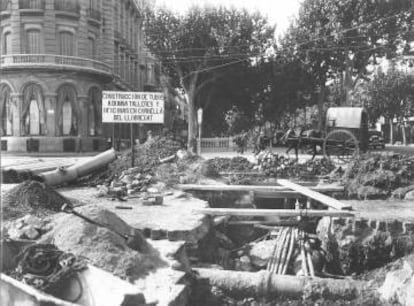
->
283;128;323;161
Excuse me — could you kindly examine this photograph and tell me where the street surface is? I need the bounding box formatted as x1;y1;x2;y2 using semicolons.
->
1;144;414;174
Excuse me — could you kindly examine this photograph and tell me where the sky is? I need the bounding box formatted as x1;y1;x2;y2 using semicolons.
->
155;0;302;37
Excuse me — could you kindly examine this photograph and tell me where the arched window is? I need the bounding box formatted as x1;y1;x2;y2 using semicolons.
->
59;31;74;56
0;85;12;136
88;87;102;136
57;85;77;136
25;29;41;54
22;84;45;135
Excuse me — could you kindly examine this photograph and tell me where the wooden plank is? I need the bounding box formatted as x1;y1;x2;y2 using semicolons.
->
178;184;343;193
254;191;305;199
277;179;351;210
195;208;354;218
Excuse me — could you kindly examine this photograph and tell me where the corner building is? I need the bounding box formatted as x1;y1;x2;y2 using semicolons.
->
0;0;158;152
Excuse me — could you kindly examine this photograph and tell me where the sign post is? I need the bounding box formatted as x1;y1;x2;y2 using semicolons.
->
197;108;203;156
102;91;165;167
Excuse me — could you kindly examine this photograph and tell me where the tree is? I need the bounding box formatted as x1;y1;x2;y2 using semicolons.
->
144;5;275;152
281;0;414;128
364;69;414;144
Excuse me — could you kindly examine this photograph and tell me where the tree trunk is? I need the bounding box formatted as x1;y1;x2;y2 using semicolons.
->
389;118;394;144
401;117;407;146
187;91;197;153
317;85;325;131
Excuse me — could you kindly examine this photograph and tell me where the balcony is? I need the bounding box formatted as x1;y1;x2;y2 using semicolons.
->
87;8;101;26
55;0;80;17
1;54;113;81
19;0;45;9
0;0;12;17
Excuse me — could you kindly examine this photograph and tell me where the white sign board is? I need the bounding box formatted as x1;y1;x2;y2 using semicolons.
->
102;91;164;123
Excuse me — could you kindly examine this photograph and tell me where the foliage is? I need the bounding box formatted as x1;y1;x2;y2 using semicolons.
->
144;5;275;151
281;0;414;121
363;69;414;122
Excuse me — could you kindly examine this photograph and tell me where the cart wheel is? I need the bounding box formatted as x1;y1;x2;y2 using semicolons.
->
323;130;359;163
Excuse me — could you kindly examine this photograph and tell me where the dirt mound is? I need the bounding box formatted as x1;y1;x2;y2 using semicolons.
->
341;153;414;199
2;181;69;220
85;136;184;186
257;152;335;179
1;169;43;184
206;157;255;173
39;206;165;282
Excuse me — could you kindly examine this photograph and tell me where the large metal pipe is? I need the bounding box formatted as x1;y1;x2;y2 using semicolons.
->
194;268;368;300
39;149;117;186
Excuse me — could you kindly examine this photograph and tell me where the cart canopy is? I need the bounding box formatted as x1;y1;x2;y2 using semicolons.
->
326;107;367;129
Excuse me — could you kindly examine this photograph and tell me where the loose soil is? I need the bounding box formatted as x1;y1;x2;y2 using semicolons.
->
39;205;167;282
2;180;69;220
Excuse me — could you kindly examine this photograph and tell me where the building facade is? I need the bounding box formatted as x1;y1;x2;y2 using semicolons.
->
0;0;159;152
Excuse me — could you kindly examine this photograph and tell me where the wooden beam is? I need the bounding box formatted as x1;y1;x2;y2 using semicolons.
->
254;191;305;199
196;208;354;218
178;184;343;193
277;179;351;210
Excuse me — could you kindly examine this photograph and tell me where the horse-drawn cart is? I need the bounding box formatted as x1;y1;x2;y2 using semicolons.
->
322;107;369;161
290;107;369;162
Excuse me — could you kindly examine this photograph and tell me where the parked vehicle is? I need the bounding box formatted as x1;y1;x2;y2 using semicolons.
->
368;130;385;149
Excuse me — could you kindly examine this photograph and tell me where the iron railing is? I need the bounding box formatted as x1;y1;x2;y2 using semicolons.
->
54;0;80;14
19;0;45;9
87;8;101;21
0;54;112;75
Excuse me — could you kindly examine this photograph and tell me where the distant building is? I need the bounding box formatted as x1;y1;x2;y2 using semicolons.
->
0;0;159;152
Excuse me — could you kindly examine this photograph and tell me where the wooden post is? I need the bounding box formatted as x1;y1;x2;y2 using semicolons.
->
130;123;134;167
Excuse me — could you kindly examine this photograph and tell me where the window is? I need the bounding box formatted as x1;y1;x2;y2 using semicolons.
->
114;43;119;75
22;84;44;136
87;37;95;59
25;29;41;54
57;85;77;136
0;85;12;136
59;31;74;56
2;32;11;55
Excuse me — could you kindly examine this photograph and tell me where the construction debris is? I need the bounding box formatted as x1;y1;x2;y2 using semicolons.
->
256;152;335;179
341;153;414;199
38;206;161;282
2;181;70;220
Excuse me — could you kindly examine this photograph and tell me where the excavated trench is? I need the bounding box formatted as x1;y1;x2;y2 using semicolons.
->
186;188;414;305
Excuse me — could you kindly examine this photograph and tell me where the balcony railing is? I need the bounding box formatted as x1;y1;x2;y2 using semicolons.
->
55;0;80;14
19;0;45;9
1;0;12;11
87;8;101;21
1;54;112;76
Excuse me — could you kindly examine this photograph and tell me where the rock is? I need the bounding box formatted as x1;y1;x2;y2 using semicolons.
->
131;180;141;187
249;239;277;268
134;173;142;180
147;187;159;194
235;255;253;272
121;175;134;184
22;225;40;240
176;149;188;160
379;260;414;305
96;185;109;197
23;215;44;229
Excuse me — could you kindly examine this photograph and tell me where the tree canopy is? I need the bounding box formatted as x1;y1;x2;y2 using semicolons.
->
144;5;275;150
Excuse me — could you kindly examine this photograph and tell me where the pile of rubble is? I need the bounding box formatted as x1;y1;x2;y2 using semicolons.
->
2;181;69;219
84;136;186;198
256;152;336;179
205;157;255;173
341;153;414;199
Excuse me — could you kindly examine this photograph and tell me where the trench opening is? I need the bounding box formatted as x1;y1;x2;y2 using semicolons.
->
187;188;414;305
